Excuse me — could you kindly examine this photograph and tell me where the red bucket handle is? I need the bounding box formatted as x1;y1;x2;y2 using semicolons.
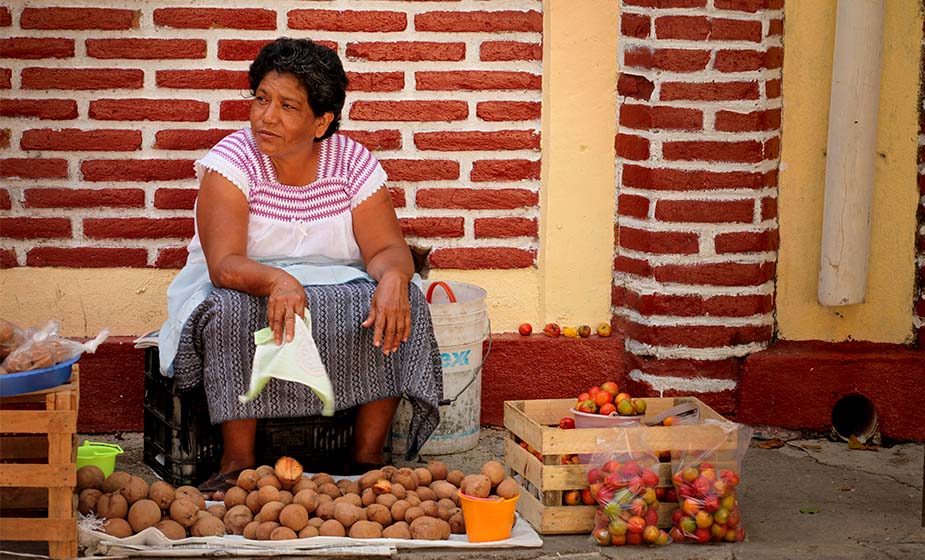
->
425;281;457;303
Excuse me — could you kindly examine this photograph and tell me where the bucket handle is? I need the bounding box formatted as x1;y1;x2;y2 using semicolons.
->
426;281;457;304
81;441;124;455
438;320;492;407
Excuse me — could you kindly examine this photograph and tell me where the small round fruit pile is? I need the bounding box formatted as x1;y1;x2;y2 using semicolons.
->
517;322;612;338
669;463;744;544
78;457;519;542
573;382;646;417
588;459;670;547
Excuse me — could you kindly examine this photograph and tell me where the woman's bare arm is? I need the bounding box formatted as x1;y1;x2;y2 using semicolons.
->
197;170;306;344
352;186;414;354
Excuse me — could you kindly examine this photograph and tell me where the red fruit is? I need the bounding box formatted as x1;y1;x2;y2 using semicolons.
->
580;488;596;505
576;399;598;414
720;469;740;487
641;468;659;487
693;476;712;495
577;392;591;403
727;508;741;528
703;495;720;513
588;482;603;500
543;323;561;337
600;381;619;396
577;325;592;338
610;533;626;546
655;487;666;500
518;323;532;336
563;490;581;506
625;532;643;545
626;516;646;534
671;509;683;525
669;527;686;543
604;472;625;489
558;417;576;430
602;460;621;474
694;527;712;544
587;467;604;484
593;391;613;407
644;508;659;527
599;403;616;416
664;488;677;502
628;498;647;517
596;486;615;505
619;461;642;478
588;386;601;397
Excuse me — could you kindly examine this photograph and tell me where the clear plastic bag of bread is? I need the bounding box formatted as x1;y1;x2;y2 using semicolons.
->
1;320;109;374
0;319;27;362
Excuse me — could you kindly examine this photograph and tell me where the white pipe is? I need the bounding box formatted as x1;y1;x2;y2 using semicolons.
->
817;0;885;306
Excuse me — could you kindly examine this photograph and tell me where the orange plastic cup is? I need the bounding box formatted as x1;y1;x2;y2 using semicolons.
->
458;492;519;543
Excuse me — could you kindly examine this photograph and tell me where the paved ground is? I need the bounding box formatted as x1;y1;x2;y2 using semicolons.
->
55;427;925;560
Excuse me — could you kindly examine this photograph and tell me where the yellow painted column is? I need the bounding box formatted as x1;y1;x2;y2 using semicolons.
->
537;0;619;326
776;0;921;342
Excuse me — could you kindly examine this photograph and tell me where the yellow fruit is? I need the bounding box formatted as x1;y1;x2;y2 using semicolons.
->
562;327;579;338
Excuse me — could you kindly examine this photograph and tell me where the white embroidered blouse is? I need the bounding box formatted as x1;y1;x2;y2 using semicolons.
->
158;128;388;375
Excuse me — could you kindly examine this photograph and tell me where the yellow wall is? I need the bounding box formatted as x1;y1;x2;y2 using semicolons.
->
0;0;621;337
776;0;922;343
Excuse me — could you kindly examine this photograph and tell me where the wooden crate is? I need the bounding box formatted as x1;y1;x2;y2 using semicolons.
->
0;368;79;559
503;396;738;535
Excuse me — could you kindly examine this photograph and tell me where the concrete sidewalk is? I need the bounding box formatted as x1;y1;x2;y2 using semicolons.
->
69;427;925;560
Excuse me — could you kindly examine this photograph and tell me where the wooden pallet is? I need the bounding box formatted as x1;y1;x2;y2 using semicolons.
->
0;368;79;559
503;396;738;535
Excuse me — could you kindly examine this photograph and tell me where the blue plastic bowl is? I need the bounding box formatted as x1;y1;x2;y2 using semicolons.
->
0;356;78;397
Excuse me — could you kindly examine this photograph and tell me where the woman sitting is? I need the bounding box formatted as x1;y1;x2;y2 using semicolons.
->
157;37;443;495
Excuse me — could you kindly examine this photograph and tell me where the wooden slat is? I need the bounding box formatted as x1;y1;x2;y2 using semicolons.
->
505;437;544;490
0;464;75;487
0;517;77;541
0;435;48;459
503;401;545;451
0;410;76;434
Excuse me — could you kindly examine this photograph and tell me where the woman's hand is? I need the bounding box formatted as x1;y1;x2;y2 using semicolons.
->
362;272;411;355
267;272;306;345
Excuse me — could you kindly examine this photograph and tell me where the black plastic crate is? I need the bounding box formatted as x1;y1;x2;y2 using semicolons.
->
143;348;355;486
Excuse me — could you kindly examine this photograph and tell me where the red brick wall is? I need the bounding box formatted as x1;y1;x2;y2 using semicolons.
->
0;2;542;270
613;0;784;413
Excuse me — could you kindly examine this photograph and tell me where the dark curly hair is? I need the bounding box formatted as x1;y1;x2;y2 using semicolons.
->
249;37;348;141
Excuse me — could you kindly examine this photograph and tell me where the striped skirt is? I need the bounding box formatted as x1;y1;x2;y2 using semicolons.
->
172;281;443;459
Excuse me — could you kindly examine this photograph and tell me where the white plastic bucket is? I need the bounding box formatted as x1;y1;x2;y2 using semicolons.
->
391;280;489;456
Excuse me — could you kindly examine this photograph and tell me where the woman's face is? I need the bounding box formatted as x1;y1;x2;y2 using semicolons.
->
250;70;332;159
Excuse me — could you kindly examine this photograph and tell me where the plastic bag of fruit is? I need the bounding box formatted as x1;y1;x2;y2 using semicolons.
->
1;320;109;374
669;419;753;544
587;428;671;547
